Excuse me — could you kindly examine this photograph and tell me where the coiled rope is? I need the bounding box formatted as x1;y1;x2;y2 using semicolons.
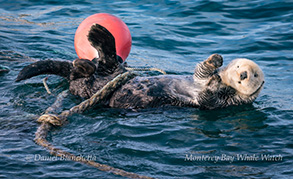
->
35;71;154;179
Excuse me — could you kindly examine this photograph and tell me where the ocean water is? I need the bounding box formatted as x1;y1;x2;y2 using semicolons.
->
0;0;292;178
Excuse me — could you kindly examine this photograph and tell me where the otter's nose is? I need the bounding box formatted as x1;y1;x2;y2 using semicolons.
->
240;71;248;80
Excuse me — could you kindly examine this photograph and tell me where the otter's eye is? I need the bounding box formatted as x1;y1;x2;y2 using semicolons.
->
254;73;258;78
238;81;241;84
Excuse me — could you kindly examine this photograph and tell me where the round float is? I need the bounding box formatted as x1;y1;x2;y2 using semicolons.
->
74;13;131;61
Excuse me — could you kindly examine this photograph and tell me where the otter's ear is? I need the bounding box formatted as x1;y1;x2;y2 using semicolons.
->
70;59;96;80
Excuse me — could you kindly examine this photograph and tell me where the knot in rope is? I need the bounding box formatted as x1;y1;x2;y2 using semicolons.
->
37;114;63;126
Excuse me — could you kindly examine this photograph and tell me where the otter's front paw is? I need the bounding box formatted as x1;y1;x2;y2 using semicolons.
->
206;54;223;69
70;59;96;80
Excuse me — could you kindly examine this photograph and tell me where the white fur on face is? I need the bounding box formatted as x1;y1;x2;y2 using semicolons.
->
221;58;264;96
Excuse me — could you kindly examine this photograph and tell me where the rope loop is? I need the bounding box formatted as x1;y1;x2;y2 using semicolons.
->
35;71;154;179
35;71;151;179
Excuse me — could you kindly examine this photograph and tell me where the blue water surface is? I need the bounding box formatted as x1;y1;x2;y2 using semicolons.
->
0;0;292;178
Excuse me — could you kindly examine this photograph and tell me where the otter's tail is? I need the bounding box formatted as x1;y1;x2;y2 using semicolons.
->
16;60;73;82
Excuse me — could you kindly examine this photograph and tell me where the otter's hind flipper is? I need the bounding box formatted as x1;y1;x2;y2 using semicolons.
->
87;24;121;76
16;60;73;82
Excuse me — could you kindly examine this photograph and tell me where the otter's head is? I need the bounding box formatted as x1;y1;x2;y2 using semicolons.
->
221;58;264;96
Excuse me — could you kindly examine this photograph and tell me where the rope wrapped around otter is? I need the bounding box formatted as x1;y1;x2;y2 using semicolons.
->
35;71;154;179
125;67;167;75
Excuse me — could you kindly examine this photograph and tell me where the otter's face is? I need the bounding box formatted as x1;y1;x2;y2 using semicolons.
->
222;58;264;96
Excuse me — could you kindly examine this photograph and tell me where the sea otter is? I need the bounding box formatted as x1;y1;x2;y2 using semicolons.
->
16;24;264;110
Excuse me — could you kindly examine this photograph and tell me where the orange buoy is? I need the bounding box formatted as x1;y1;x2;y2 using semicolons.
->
74;13;131;61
